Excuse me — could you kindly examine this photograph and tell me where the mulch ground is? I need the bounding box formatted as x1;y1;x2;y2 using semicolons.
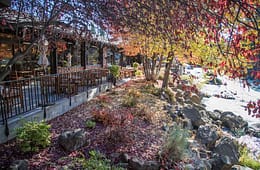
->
0;79;173;169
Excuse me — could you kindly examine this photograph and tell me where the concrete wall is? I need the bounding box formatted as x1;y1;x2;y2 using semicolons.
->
0;83;112;144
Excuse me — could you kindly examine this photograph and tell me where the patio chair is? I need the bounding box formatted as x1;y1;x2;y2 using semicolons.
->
0;83;24;115
57;74;78;96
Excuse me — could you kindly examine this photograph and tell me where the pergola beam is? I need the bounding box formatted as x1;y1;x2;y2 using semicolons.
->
0;0;11;8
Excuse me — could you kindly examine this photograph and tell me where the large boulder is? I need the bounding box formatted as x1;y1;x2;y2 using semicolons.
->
175;89;184;99
193;159;212;170
182;106;208;129
10;160;28;170
231;165;254;170
193;103;206;112
220;112;248;131
128;157;160;170
196;124;219;149
58;129;88;152
211;153;234;170
212;137;239;170
176;97;185;105
208;110;221;121
190;93;201;105
247;123;260;138
181;118;193;130
231;165;253;170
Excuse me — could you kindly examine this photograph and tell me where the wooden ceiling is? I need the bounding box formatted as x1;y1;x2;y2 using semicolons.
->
0;0;11;8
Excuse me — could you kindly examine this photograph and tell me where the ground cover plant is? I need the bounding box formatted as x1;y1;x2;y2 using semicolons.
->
239;146;260;169
16;121;51;152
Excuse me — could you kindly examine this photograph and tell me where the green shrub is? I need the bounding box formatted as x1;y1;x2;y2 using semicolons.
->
76;150;125;170
16;121;51;152
109;65;120;78
141;84;160;96
135;70;142;76
122;96;137;107
85;120;96;129
133;62;139;69
122;88;141;107
239;146;260;169
158;75;164;80
160;125;189;162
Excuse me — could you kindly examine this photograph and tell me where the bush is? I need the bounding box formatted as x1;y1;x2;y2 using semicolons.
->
239;146;260;169
160;125;189;162
133;62;139;69
93;108;133;127
16;121;51;152
92;108;134;147
76;150;125;170
135;70;142;76
122;88;141;107
141;84;160;96
122;96;137;107
135;103;154;123
85;120;96;129
96;95;111;107
109;65;120;78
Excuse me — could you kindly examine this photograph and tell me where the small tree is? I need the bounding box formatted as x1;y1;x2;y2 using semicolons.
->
109;64;120;85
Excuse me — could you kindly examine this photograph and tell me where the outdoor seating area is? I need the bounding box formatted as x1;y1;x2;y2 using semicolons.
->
119;68;135;79
0;82;24;117
0;67;134;123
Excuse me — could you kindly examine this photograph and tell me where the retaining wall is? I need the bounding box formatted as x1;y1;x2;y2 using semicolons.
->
0;83;111;144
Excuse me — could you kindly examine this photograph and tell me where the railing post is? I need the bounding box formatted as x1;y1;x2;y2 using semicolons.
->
0;68;111;125
87;70;89;98
0;95;9;136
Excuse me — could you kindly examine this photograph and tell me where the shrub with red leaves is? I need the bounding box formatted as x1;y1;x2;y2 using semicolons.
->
92;108;134;127
96;95;111;103
246;99;260;118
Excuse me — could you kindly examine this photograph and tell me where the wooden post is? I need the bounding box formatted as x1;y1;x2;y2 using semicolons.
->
50;48;57;74
119;52;124;67
102;46;107;68
81;41;86;69
98;44;103;67
0;0;11;8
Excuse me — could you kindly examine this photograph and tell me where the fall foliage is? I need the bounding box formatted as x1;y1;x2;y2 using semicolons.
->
0;0;259;81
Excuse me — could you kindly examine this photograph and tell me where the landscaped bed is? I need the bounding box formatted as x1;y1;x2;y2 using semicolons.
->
0;78;259;170
0;79;173;169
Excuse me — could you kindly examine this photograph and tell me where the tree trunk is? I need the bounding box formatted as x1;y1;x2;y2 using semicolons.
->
142;55;162;81
162;52;174;89
155;55;163;77
0;43;35;82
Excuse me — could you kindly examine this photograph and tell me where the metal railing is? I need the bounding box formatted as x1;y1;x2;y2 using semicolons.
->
0;68;111;125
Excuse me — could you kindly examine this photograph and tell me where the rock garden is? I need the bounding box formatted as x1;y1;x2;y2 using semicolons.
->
0;78;259;170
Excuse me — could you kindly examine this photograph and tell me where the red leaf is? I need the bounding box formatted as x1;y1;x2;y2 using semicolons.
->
1;19;6;25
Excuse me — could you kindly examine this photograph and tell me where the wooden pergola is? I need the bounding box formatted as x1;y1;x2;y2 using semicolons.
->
0;0;10;8
0;8;121;77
